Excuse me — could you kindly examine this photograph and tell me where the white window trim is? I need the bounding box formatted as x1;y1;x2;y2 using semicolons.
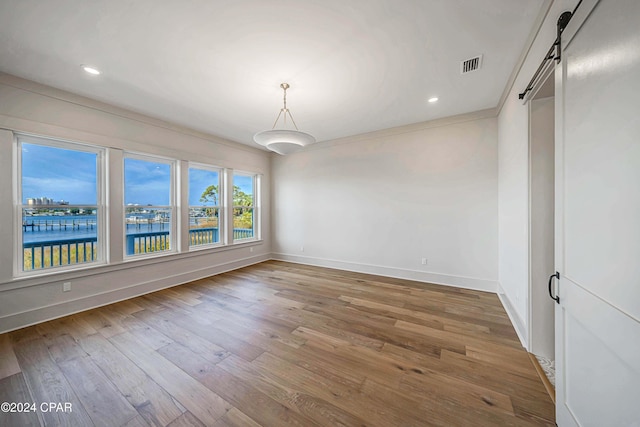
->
14;134;107;277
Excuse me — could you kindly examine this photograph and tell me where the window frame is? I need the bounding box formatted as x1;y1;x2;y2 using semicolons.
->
187;162;225;250
123;152;177;259
14;134;107;277
232;171;260;243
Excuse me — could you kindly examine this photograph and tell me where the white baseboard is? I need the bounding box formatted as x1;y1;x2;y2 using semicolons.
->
0;253;269;334
497;282;528;348
271;253;498;293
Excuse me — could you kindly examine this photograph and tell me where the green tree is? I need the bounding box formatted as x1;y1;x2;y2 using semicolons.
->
233;186;253;230
233;186;252;206
200;184;218;205
199;185;253;228
200;185;252;206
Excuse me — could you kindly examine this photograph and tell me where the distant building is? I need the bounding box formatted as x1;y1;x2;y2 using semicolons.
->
25;197;69;205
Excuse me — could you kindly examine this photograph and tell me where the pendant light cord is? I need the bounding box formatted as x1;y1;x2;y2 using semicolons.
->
271;83;300;131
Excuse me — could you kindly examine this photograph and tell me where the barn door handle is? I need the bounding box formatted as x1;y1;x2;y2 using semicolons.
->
548;272;560;304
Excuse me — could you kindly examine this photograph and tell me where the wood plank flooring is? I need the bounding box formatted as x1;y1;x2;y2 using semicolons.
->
0;260;555;426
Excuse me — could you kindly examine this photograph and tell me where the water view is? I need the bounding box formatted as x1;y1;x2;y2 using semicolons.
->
22;213;174;243
19;141;255;272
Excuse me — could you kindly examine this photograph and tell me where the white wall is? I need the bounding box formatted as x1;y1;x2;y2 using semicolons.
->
498;90;530;336
497;0;578;344
0;74;272;333
529;95;555;360
272;112;498;292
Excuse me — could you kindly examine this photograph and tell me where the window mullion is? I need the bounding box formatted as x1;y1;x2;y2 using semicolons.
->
226;168;235;244
109;148;124;263
178;160;189;252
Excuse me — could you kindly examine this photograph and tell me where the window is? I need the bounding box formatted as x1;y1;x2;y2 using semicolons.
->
233;172;258;241
124;155;175;257
189;164;222;247
18;136;104;273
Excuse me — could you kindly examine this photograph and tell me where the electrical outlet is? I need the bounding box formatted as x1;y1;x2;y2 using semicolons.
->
421;258;428;265
249;247;254;253
300;246;304;252
63;282;71;292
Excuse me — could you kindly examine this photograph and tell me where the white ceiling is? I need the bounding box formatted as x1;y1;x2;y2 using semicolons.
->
0;0;544;149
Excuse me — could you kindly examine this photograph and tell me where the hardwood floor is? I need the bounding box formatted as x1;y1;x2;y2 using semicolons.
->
0;261;555;426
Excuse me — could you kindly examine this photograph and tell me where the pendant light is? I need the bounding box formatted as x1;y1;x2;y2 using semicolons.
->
253;83;315;155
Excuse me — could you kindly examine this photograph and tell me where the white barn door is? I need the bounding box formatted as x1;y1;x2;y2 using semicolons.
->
554;0;640;425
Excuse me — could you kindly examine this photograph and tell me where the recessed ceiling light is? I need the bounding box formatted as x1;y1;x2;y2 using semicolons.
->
428;97;439;103
82;65;101;75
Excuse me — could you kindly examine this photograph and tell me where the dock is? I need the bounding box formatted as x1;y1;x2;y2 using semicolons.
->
22;219;96;232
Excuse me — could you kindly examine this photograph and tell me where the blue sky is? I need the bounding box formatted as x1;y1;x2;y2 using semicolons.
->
22;143;253;206
189;167;219;206
124;158;171;205
190;168;253;206
233;174;254;197
22;143;97;205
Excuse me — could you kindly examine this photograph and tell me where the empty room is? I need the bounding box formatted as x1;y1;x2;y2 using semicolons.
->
0;1;638;426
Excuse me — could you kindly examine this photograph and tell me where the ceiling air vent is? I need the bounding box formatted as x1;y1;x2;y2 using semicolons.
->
460;55;483;74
